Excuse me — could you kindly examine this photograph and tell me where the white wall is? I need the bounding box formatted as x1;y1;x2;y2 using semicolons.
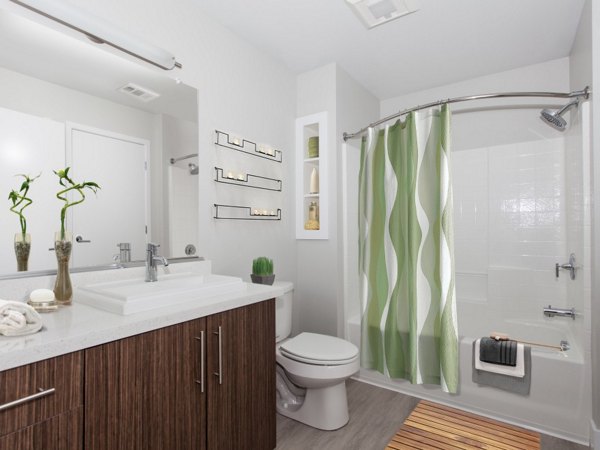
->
590;0;600;435
73;0;298;282
295;64;337;336
294;63;378;337
381;58;571;151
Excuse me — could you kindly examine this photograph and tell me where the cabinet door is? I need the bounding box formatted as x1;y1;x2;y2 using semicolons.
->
207;300;276;450
0;352;82;438
0;408;82;450
85;318;207;450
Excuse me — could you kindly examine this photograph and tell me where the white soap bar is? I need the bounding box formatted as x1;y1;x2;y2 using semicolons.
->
30;289;55;303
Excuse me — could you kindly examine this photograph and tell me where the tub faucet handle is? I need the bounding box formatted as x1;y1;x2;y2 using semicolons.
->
555;253;576;280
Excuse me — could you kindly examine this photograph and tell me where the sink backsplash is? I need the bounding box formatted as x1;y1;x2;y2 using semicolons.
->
0;260;212;302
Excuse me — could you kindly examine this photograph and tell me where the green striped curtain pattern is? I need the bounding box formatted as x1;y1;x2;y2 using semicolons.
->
359;105;458;393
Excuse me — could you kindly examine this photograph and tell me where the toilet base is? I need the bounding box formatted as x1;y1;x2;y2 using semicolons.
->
276;380;350;431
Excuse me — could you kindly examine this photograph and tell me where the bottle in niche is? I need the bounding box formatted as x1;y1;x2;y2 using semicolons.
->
310;167;319;194
304;201;319;230
308;136;319;158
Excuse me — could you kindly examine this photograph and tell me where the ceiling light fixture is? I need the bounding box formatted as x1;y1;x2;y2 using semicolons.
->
345;0;419;29
9;0;182;70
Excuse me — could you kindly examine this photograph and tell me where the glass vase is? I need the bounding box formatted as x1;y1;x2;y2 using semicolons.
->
54;231;73;305
14;233;31;272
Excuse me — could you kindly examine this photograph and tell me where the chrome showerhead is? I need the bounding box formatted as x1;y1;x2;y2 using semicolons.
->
540;100;579;131
188;163;199;175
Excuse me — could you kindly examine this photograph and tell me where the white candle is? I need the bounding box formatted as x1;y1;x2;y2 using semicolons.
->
231;136;242;146
262;209;268;216
267;148;274;156
238;173;245;181
270;210;275;216
227;171;234;179
253;209;259;215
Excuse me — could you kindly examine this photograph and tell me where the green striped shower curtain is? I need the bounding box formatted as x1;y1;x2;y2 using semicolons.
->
358;105;458;393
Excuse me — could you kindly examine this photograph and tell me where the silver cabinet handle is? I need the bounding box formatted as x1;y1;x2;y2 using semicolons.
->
213;326;223;385
194;331;205;393
0;387;55;412
75;235;91;243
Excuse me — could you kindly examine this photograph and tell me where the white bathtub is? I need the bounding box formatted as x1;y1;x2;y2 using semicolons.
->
347;304;591;444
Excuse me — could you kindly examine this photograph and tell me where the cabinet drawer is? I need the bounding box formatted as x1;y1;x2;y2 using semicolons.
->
0;407;82;450
0;352;83;437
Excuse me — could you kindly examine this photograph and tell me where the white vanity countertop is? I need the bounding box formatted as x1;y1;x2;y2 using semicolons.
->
0;261;285;371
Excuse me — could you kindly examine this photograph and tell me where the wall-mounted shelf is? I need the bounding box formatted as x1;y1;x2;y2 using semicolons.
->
214;167;282;192
214;204;281;221
215;130;282;163
296;112;328;239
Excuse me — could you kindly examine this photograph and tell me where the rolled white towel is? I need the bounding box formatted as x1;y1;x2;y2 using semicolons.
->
0;299;43;337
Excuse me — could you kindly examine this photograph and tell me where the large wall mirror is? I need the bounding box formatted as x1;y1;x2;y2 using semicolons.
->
0;8;199;277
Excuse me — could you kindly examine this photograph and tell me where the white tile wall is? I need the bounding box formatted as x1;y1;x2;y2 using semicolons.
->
452;137;588;338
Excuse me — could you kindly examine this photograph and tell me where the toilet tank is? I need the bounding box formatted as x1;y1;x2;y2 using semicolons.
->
274;281;294;343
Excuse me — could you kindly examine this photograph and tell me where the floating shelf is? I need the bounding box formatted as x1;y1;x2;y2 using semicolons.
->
214;204;281;221
215;130;282;163
214;167;282;192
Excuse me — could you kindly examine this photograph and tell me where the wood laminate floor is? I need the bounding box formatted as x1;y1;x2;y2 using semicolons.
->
275;380;588;450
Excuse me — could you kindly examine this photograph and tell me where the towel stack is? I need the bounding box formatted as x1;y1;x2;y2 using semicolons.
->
472;336;530;395
479;337;518;366
0;300;43;337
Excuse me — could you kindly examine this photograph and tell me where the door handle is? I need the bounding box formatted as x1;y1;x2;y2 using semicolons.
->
75;235;91;243
194;331;205;393
213;326;223;385
0;387;55;412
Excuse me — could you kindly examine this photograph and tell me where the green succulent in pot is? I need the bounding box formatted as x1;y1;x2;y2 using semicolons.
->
8;173;40;271
251;256;275;285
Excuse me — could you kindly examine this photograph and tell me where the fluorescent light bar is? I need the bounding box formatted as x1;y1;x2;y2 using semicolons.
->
10;0;182;70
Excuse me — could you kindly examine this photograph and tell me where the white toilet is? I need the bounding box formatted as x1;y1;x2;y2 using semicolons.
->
275;282;359;431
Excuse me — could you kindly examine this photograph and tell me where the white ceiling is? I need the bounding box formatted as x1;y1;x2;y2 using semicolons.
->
196;0;586;100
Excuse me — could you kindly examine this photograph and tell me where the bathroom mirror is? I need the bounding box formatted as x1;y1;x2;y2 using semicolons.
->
0;8;199;277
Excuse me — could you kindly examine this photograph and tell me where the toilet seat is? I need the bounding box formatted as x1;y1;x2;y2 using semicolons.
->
280;332;359;366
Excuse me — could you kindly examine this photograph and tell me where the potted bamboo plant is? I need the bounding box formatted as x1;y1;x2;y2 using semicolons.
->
251;256;275;285
54;167;100;305
8;174;39;271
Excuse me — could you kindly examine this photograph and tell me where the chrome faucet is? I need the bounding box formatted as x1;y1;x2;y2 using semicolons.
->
543;305;576;320
145;243;169;282
115;242;131;263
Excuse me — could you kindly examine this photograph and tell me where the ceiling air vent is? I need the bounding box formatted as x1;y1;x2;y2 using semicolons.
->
118;83;160;102
346;0;419;29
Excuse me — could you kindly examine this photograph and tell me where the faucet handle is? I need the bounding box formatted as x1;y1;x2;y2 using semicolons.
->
147;242;160;252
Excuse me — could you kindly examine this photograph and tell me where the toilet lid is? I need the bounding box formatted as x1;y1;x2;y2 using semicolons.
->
280;332;359;365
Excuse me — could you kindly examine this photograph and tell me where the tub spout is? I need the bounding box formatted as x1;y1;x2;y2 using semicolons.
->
543;305;575;320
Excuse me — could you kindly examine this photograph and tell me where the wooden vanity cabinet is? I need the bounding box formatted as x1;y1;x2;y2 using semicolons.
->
85;299;275;450
0;352;83;450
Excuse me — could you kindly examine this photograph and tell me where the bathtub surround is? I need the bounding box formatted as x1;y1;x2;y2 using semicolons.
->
358;105;458;393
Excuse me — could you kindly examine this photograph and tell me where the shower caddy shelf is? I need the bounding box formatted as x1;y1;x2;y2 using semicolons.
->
215;130;282;163
214;204;281;221
214;167;282;192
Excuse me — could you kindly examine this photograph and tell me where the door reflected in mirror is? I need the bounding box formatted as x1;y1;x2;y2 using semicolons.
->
0;8;199;277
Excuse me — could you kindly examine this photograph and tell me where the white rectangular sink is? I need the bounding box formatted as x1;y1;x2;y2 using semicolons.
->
75;272;246;315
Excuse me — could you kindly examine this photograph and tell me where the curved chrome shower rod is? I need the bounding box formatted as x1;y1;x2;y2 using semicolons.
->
342;86;591;141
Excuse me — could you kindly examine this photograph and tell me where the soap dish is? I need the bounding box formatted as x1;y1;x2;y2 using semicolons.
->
28;289;58;313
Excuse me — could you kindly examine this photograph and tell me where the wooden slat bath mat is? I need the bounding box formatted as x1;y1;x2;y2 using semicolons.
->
386;400;540;450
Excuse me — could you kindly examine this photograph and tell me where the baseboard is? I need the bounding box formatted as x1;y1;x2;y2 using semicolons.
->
591;419;600;449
